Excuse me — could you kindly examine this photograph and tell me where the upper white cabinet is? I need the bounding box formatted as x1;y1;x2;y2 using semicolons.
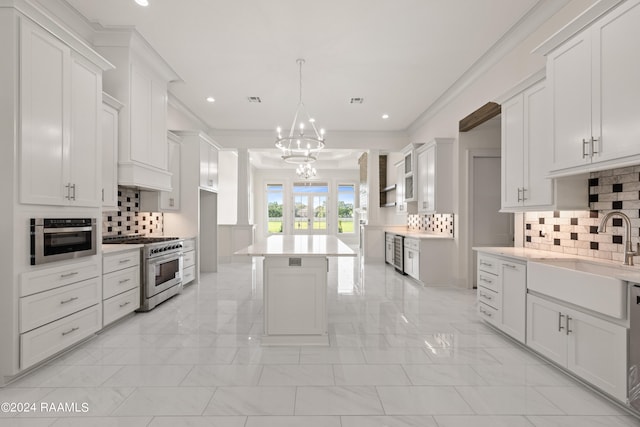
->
140;131;182;211
401;144;421;202
416;138;453;214
102;93;123;209
200;139;219;192
395;161;407;214
19;19;106;207
537;0;640;176
96;29;181;191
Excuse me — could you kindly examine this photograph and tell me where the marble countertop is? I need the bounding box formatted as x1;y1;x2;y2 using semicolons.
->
474;246;640;283
102;244;144;254
384;227;453;240
235;235;356;257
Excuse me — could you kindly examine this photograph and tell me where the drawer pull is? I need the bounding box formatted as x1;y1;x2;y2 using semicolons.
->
503;263;517;269
479;292;492;300
60;296;79;305
558;313;565;332
479;307;493;318
479;276;492;284
118;278;131;284
566;315;572;335
479;261;493;267
119;259;131;264
119;301;131;308
60;272;79;279
61;326;79;336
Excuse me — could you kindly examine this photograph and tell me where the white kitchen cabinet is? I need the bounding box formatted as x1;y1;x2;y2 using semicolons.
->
476;252;526;343
140;132;182;211
102;248;140;326
401;143;421;202
20;19;102;207
395;161;407;214
527;294;627;401
540;0;640;175
200;139;219;192
97;29;179;191
385;233;395;265
182;237;196;286
403;238;420;281
102;94;123;209
416;138;453;214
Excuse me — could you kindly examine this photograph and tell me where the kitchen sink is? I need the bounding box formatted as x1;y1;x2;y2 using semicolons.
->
528;258;627;319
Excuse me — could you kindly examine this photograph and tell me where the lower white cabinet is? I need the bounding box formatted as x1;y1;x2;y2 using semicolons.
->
19;259;101;369
527;294;627;401
385;233;394;265
102;248;140;326
403;238;420;280
476;252;526;343
183;237;196;286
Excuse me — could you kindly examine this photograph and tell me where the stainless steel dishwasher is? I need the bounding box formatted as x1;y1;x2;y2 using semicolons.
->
629;284;640;410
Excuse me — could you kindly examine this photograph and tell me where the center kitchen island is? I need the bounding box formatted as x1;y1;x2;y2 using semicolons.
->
236;235;355;345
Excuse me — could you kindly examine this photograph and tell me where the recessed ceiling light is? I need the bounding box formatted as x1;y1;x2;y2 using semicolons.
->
247;96;262;103
134;0;149;6
206;96;215;103
382;114;389;119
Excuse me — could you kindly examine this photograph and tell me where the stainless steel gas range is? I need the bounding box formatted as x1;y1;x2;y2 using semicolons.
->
103;236;184;311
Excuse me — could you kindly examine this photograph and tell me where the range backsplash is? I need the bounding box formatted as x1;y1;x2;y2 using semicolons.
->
102;187;164;237
407;213;455;237
524;165;640;263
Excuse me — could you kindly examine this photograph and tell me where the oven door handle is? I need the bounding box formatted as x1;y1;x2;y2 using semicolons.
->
43;226;94;233
148;252;184;265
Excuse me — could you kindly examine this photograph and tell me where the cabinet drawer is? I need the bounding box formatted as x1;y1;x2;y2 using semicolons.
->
385;233;395;243
478;302;499;324
103;249;140;274
183;238;196;252
103;265;140;299
477;286;500;310
478;254;499;275
20;277;100;333
184;250;195;268
103;287;139;326
20;260;99;297
20;304;101;369
183;265;196;285
404;238;419;251
477;271;499;292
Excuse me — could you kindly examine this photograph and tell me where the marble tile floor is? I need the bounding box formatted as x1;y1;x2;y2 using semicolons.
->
2;258;640;426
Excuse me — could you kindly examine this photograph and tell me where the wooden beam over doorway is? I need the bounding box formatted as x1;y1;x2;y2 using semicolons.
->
459;102;501;132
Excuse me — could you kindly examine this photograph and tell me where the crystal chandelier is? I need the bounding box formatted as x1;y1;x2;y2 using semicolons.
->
275;59;325;164
296;163;317;179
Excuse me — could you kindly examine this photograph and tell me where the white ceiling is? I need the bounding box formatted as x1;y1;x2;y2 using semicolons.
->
64;0;541;136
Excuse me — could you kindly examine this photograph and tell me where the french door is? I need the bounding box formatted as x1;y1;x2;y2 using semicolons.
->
293;182;328;235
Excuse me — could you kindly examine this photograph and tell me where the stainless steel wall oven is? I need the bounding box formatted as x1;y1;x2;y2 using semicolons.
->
30;218;97;265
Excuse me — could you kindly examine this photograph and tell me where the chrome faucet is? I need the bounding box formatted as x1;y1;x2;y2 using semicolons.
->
598;211;639;266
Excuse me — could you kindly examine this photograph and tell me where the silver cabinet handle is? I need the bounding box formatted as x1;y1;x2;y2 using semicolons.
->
119;301;131;308
70;183;76;200
558;313;565;332
60;272;79;279
521;188;527;201
582;138;591;158
65;183;71;200
119;259;131;264
479;307;493;317
566;315;572;335
479;261;493;267
591;136;599;155
118;278;131;284
479;292;492;300
517;188;522;202
503;263;517;269
60;296;79;305
61;326;79;336
479;276;492;284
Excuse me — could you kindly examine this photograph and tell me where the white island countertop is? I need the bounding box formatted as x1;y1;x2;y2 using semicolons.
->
235;235;356;257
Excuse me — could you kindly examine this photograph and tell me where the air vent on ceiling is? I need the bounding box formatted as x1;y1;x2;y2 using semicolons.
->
350;97;364;104
247;96;262;103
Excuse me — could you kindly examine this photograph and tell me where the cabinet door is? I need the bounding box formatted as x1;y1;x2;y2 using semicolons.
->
102;102;119;208
395;163;406;213
526;294;567;366
567;308;627;401
150;78;168;170
403;247;413;277
591;0;640;164
69;54;101;207
418;146;436;213
161;138;180;210
547;31;592;171
523;81;553;207
501;94;524;209
20;19;70;205
207;144;219;191
499;260;526;343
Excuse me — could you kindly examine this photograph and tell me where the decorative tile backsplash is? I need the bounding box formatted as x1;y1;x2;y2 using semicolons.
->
408;213;455;237
102;187;164;237
523;165;640;263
